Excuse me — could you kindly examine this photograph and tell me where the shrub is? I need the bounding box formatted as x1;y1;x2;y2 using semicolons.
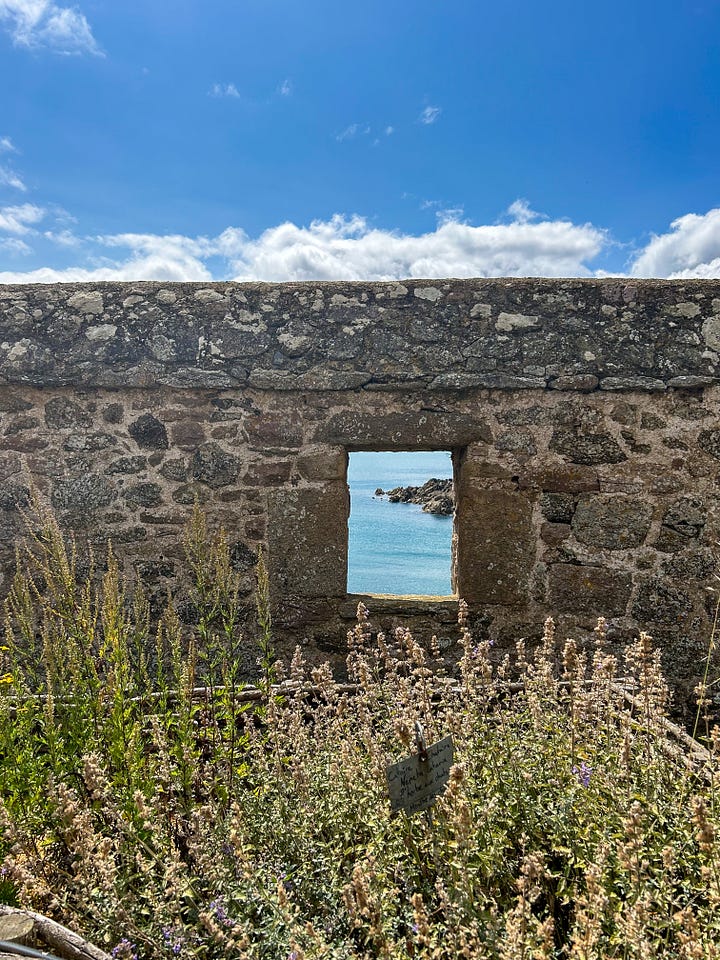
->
0;506;718;958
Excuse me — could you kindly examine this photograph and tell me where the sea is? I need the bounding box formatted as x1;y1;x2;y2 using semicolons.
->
347;451;454;596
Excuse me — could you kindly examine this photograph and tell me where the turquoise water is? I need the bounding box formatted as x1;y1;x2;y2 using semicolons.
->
347;451;454;596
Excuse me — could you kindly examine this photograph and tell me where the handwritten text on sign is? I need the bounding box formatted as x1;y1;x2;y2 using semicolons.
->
386;735;454;816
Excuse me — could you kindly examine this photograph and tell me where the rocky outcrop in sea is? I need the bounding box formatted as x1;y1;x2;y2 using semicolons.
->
374;478;454;516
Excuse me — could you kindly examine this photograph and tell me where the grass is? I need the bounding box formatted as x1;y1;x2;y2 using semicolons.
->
0;501;718;959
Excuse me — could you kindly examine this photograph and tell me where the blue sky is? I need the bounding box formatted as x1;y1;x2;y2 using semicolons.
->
1;0;720;282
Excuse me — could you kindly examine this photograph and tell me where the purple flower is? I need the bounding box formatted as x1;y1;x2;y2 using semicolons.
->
111;939;138;960
162;927;186;956
572;762;592;788
209;897;235;928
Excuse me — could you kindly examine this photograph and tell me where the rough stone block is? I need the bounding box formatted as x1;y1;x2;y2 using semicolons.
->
171;420;207;449
268;482;349;598
128;413;169;450
698;428;720;460
244;460;293;485
51;474;115;512
661;497;706;538
541;522;571;546
455;489;535;605
518;465;599;493
244;412;304;448
318;411;491;449
572;495;654;550
45;397;92;429
191;442;240;488
540;493;575;523
105;456;147;475
297;445;348;481
632;577;693;627
159;458;188;482
173;483;210;507
548;563;632;616
549;429;627;465
495;429;537;457
123;482;163;507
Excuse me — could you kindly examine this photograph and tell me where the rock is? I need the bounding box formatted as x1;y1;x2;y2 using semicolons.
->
128;413;169;450
172;482;211;505
661;497;706;538
0;481;30;511
495;429;537;457
698;428;720;460
550;429;627;465
159;458;189;482
105;456;147;475
102;402;124;423
51;475;115;512
632;577;693;626
63;432;116;452
549;374;599;392
318;411;490;449
455;489;535;605
66;290;104;315
44;397;91;429
379;478;454;515
540;493;575;524
548;563;632;616
191;442;240;488
268;483;349;598
572;495;653;550
518;465;599;493
600;376;666;392
123;482;163;507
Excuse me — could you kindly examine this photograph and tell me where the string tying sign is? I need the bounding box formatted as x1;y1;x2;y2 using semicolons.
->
385;721;454;816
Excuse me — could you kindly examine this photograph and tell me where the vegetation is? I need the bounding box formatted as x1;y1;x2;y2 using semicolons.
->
0;502;719;959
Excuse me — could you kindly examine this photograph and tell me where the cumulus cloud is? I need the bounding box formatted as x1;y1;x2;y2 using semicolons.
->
209;82;240;98
0;136;16;153
0;202;44;234
0;0;101;55
0;207;609;284
278;78;292;96
419;105;441;125
227;213;606;281
630;208;720;279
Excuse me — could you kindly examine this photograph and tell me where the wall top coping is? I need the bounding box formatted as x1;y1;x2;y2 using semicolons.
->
1;278;720;392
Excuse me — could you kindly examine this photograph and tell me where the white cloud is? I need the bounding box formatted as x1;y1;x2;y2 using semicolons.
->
336;123;371;142
0;136;16;153
209;82;240;98
278;78;292;96
227;212;606;281
0;166;25;190
419;105;441;125
0;236;31;254
630;208;720;279
0;208;609;284
44;227;82;246
23;202;720;283
506;199;542;224
385;125;394;136
0;0;100;55
0;202;44;234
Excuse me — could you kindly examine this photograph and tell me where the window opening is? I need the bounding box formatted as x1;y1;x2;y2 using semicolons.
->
347;451;455;596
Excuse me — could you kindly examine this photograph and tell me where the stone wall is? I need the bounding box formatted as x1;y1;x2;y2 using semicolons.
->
1;278;719;706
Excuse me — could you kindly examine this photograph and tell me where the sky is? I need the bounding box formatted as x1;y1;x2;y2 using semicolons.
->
1;0;720;283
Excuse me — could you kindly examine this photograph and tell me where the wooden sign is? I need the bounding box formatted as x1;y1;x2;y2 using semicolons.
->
386;734;454;816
